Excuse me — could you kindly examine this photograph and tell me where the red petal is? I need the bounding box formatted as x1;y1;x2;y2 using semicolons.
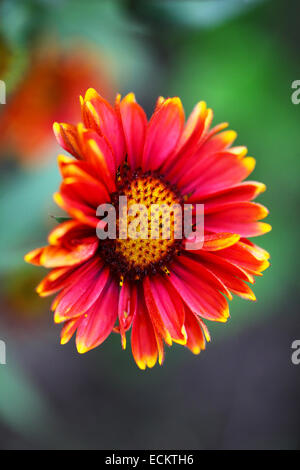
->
144;276;186;345
194;250;255;284
54;173;109;228
59;175;109;209
143;276;172;345
184;232;240;252
24;247;44;265
169;260;229;322
131;290;159;370
118;93;147;169
142;97;184;171
48;220;94;245
204;202;271;237
53;123;82;159
196;129;237;156
76;277;118;353
117;280;131;349
81;89;125;167
178;153;256;194
178;254;232;299
84;135;116;191
191;253;256;301
189;181;266;205
36;266;76;297
60;317;82;345
54;259;110;323
184;307;207;355
216;241;270;275
163;101;208;175
39;241;98;268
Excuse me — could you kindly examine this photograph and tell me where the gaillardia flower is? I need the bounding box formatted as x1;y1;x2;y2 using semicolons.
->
25;90;271;369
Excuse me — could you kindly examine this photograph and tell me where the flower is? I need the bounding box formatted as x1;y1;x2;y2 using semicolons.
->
25;89;271;369
0;46;113;165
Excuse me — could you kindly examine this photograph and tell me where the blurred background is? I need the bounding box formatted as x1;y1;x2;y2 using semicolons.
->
0;0;299;450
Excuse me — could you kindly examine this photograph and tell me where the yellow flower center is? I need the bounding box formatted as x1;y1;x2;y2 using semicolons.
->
100;166;183;281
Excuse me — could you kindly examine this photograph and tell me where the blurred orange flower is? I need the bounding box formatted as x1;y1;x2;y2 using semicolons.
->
0;44;114;164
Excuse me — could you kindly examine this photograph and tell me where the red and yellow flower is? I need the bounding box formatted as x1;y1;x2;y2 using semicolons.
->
25;89;271;369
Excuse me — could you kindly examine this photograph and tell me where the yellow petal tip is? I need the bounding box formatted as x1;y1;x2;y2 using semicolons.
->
84;88;98;101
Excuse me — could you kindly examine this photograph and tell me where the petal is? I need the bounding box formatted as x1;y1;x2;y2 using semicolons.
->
179;154;256;194
240;238;270;260
204;202;271;237
178;254;232;299
169;123;234;185
175;101;208;156
144;275;186;345
54;173;109;228
143;276;172;346
60;317;82;345
117;280;131;349
142;97;184;171
169;259;229;322
54;259;110;323
50;258;103;310
48;220;94;246
24;247;44;265
216;240;270;276
163;101;209;179
197;129;237;156
58;141;115;194
151;276;187;344
189;181;266;205
54;192;100;228
154;96;165;111
131;290;159;370
84;136;116;191
53;123;82;159
53;193;99;228
194;250;255;284
76;277;119;353
184;233;240;252
39;241;98;268
55;123;117;187
36;266;76;297
59;175;110;208
57;154;86;177
184;307;207;355
118;93;147;169
81;89;125;167
57;154;105;190
191;253;256;301
223;276;256;300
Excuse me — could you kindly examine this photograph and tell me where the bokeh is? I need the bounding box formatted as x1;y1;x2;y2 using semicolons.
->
0;0;299;449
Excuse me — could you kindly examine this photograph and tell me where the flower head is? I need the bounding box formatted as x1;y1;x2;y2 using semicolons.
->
25;89;271;369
